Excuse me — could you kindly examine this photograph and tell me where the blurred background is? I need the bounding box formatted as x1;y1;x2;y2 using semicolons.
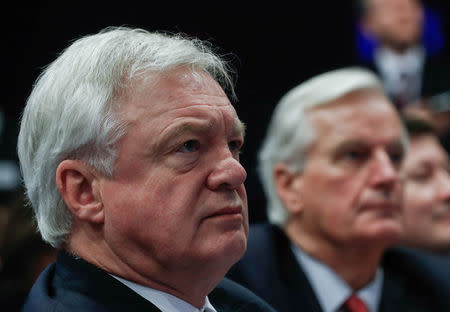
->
2;1;450;309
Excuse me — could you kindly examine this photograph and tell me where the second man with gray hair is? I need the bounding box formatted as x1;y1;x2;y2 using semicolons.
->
227;67;450;311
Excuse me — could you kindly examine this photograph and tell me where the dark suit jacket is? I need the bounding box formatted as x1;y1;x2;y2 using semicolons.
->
227;223;450;312
22;251;276;312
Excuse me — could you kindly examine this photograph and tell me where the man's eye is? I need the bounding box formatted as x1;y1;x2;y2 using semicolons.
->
343;150;366;161
389;151;404;166
228;140;242;152
410;169;432;182
177;140;200;153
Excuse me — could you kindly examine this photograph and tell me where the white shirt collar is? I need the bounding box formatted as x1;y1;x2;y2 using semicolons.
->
291;244;383;312
375;45;425;76
110;274;217;312
374;45;425;103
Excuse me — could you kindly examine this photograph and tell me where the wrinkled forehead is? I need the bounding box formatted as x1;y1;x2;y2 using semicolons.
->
116;67;231;117
307;88;405;146
116;67;227;108
307;88;398;123
111;67;244;147
152;68;226;95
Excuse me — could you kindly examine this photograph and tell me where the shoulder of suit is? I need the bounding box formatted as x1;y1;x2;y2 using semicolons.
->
211;278;276;311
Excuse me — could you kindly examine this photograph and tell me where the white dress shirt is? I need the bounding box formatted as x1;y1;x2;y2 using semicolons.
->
291;244;383;312
111;275;217;312
374;45;425;107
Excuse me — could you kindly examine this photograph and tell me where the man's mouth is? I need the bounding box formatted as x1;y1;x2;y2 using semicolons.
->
361;201;400;214
207;206;242;219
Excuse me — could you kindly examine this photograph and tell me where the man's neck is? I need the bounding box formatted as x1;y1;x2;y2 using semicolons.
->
284;221;387;290
66;229;227;308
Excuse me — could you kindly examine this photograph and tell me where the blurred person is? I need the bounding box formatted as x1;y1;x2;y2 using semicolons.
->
400;116;450;254
18;26;276;312
357;0;450;110
227;67;450;311
402;95;450;153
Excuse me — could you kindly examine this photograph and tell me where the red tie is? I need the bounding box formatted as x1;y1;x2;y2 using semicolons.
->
343;294;369;312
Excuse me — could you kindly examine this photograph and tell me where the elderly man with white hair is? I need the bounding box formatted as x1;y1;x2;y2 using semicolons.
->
18;27;276;312
227;67;450;312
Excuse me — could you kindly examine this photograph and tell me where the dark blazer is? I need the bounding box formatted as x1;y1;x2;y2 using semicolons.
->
227;223;450;312
22;251;276;312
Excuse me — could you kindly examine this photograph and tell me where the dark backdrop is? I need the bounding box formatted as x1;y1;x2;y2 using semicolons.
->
5;1;450;223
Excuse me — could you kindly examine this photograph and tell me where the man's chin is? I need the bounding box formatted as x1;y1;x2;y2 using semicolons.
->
221;229;247;257
206;231;247;265
361;222;403;246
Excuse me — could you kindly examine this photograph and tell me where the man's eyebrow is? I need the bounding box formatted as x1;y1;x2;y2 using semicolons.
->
333;140;367;151
334;138;405;151
161;120;215;143
149;121;213;155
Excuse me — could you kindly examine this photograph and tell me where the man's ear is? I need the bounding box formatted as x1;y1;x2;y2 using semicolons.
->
273;163;303;215
56;160;104;224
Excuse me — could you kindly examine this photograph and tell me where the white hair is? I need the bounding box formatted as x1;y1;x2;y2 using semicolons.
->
17;26;235;248
258;67;387;226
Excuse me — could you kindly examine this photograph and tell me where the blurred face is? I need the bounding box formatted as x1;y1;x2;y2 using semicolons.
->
297;89;404;247
98;68;248;276
401;134;450;251
365;0;424;50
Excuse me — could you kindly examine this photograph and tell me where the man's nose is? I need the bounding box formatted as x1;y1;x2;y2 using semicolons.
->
370;150;399;187
206;154;247;190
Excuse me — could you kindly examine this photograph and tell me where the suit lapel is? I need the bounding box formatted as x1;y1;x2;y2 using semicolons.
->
272;226;324;312
379;248;448;312
55;251;162;311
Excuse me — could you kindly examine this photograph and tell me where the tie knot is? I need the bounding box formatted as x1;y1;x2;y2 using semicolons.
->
343;294;368;312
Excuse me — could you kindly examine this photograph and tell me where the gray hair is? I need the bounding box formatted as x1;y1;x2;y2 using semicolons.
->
17;26;235;248
258;67;388;226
